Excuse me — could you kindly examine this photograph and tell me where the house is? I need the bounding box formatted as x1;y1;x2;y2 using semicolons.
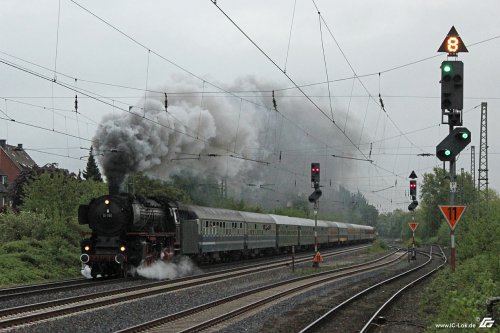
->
0;139;37;207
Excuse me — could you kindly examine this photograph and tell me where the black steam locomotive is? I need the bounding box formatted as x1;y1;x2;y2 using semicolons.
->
78;194;180;278
79;194;375;278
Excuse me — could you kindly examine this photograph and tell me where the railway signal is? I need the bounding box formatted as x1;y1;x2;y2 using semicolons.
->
409;180;417;200
309;162;322;259
436;127;471;161
308;188;322;203
408;200;418;211
311;163;320;187
437;26;469;56
440;60;464;110
439;205;466;231
437;27;469;273
408;171;418;211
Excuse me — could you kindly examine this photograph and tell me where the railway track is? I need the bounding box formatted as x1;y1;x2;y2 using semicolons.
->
0;277;126;303
298;245;446;333
111;250;406;332
0;244;369;304
0;245;373;331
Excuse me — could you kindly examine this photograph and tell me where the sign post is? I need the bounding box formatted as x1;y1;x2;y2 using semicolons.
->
408;222;418;260
439;205;466;272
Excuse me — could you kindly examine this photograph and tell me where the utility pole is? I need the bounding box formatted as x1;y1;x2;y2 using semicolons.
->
470;145;475;190
478;102;489;205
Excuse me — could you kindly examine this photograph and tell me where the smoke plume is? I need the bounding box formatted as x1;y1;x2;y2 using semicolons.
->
94;76;269;192
93;75;363;207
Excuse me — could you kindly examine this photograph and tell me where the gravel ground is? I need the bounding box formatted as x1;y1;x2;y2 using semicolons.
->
213;249;437;333
231;247;439;333
371;278;433;333
371;246;449;333
3;247;385;333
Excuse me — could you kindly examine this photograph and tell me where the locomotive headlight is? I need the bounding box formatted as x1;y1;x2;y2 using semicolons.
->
104;199;110;205
120;246;126;252
84;245;90;252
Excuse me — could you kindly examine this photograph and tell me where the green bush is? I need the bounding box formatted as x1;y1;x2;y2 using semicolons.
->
0;173;107;287
421;253;499;332
367;240;388;253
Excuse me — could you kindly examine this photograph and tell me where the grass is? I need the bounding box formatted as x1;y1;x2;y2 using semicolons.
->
0;238;81;287
366;240;388;254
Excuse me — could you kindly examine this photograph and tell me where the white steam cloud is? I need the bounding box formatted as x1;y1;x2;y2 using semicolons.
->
131;256;197;280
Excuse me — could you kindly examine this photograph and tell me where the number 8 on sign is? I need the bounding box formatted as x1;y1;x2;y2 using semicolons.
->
447;37;459;53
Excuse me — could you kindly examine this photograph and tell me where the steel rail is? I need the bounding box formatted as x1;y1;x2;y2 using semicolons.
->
359;245;447;332
0;245;374;329
114;251;405;333
0;278;125;302
0;244;369;302
298;247;436;333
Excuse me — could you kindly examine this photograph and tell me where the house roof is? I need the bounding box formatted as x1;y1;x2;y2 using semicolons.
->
0;144;36;171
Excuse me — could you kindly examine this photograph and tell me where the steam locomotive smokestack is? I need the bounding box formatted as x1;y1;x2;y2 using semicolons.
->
109;182;120;195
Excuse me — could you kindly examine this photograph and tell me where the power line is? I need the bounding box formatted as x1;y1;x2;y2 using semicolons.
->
208;0;371;162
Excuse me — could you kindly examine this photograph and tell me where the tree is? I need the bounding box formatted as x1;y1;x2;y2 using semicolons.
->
376;209;410;238
21;170;107;222
127;172;191;202
418;167;478;241
418;167;450;239
8;163;65;209
82;146;102;182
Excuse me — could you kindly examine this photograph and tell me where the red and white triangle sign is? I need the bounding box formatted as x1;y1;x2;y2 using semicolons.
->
408;222;418;232
439;205;466;231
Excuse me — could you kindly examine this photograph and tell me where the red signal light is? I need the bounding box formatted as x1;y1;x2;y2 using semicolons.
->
311;163;320;184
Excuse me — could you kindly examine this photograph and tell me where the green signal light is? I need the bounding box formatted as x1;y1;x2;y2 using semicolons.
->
461;132;469;140
444;149;451;156
443;64;452;72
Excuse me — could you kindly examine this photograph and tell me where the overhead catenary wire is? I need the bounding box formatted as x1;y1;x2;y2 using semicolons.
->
0;36;341;166
206;0;410;200
0;51;440;185
311;0;425;157
318;11;334;121
5;3;488;208
283;0;297;73
208;0;377;164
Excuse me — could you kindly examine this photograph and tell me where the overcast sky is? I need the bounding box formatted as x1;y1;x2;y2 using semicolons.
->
1;0;499;212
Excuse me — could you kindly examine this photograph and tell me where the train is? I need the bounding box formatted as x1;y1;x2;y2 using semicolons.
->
78;193;375;278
